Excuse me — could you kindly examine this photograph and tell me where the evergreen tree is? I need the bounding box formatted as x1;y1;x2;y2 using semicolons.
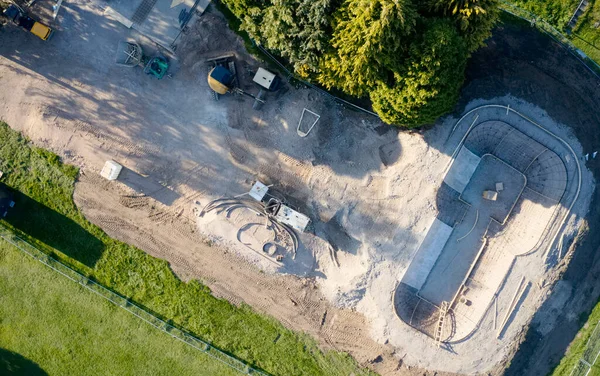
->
220;0;264;19
259;0;339;77
370;19;469;126
219;0;499;128
318;0;417;97
426;0;499;51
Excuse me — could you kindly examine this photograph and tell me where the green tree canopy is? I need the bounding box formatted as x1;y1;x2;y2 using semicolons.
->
425;0;499;51
258;0;340;77
370;19;469;126
318;0;417;97
219;0;499;128
221;0;264;19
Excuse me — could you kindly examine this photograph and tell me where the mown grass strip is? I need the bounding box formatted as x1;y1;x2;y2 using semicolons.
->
0;225;258;374
572;0;600;65
506;0;581;27
0;121;374;376
0;239;240;376
504;0;600;73
551;302;600;375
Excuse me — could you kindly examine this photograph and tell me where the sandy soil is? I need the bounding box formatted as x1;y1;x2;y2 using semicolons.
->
1;2;599;375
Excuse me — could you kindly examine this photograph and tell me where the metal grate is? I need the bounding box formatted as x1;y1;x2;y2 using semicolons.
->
131;0;159;26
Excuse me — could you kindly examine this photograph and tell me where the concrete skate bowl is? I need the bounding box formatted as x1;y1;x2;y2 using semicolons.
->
394;110;581;344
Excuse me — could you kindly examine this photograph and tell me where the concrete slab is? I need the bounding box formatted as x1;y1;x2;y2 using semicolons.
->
461;155;526;224
104;6;134;28
402;218;453;290
435;182;469;227
104;0;143;20
135;0;210;50
418;209;487;305
101;0;210;51
444;147;480;194
418;157;525;305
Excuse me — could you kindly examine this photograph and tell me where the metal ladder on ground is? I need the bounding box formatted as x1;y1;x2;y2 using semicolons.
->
434;301;449;347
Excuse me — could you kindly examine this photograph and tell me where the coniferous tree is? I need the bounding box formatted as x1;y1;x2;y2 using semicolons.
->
318;0;417;97
426;0;499;51
219;0;499;127
259;0;339;77
370;19;469;126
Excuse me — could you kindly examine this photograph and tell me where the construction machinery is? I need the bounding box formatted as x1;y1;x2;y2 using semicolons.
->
2;4;53;40
115;41;170;80
207;54;280;109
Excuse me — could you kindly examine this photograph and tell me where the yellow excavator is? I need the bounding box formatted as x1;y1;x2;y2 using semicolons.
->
2;3;53;40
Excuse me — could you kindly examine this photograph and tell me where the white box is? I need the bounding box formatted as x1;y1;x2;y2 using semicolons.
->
249;181;268;201
100;160;123;181
275;205;310;232
253;67;276;90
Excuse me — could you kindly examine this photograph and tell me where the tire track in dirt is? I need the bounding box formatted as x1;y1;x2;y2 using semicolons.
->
43;106;161;158
73;161;438;376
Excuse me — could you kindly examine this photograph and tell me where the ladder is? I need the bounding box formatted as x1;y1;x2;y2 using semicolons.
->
435;301;449;347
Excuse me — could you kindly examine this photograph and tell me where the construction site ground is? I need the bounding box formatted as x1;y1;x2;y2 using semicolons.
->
1;3;600;375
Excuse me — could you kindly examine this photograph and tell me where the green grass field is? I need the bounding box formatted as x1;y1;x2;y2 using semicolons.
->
507;0;581;27
0;240;238;376
572;0;600;64
0;121;373;376
551;301;600;375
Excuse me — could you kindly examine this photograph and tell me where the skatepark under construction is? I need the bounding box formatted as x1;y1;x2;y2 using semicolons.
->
394;105;582;346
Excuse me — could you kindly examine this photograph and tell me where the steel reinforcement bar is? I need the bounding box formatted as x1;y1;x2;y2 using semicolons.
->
447;104;582;257
0;225;269;376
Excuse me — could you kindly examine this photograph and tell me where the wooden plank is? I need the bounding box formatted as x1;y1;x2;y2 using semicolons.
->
497;277;527;338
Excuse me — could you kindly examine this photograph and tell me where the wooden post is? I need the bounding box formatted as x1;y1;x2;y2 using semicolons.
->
497;277;527;338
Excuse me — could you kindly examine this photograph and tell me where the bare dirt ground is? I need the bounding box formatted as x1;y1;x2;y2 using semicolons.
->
1;2;599;375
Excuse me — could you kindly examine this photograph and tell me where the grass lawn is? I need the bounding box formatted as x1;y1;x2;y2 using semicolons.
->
0;240;238;376
551;301;600;375
572;0;600;64
0;121;373;376
506;0;581;27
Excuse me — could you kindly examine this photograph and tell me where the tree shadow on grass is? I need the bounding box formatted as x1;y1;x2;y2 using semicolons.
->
0;348;48;376
3;191;104;268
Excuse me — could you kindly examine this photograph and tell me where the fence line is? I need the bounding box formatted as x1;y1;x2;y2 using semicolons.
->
569;319;600;376
499;1;600;81
0;225;268;376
